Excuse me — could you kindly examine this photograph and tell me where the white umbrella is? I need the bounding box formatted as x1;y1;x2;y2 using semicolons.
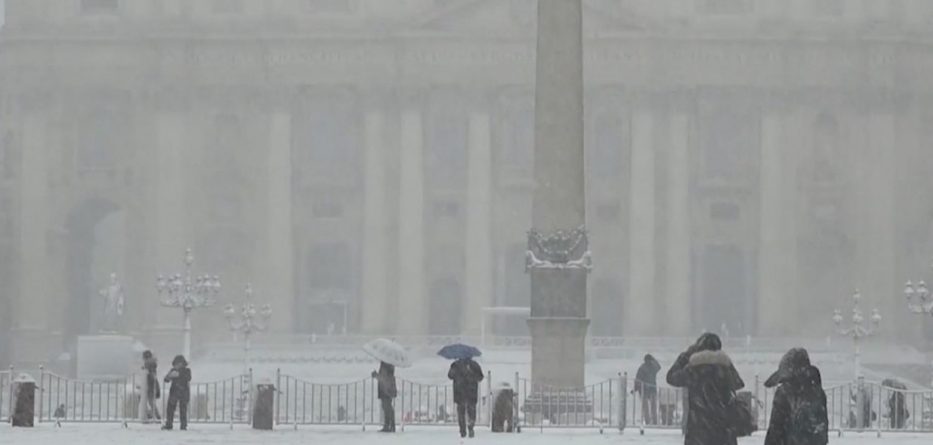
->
362;338;412;368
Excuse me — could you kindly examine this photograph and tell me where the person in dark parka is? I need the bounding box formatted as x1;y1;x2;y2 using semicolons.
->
764;348;828;445
371;361;397;432
162;355;191;430
634;354;662;425
884;379;909;430
448;357;484;438
667;333;744;445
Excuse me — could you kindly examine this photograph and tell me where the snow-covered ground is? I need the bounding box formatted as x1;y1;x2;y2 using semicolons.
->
0;424;929;445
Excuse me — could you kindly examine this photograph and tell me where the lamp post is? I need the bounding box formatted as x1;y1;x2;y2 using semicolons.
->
833;289;882;380
904;274;933;387
224;283;272;373
157;248;222;359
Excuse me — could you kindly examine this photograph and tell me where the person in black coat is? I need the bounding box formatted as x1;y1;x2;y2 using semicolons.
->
634;354;661;425
667;333;744;445
162;355;191;431
448;357;484;438
764;348;828;445
371;361;397;432
140;350;161;423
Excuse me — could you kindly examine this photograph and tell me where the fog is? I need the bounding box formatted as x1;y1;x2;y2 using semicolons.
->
1;0;933;392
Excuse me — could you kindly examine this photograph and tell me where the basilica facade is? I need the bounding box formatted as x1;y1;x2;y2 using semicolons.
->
2;0;933;366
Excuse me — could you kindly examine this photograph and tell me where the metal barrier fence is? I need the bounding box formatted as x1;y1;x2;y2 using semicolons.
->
1;368;11;422
158;371;253;425
10;367;933;434
513;375;622;432
274;373;378;426
32;369;252;425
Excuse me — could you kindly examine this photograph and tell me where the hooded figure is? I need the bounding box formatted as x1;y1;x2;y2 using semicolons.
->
634;354;662;425
448;357;484;438
162;355;191;431
764;348;828;445
371;362;397;432
667;333;744;445
139;350;161;423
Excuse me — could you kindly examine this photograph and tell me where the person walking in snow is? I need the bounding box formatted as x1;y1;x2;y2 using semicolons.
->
372;361;397;432
449;357;484;438
162;355;191;431
634;354;661;425
667;333;745;445
764;348;828;445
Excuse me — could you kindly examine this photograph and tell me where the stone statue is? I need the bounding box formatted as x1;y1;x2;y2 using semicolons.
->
98;273;125;333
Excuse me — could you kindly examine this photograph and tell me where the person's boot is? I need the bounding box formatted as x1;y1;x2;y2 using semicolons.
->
468;425;475;438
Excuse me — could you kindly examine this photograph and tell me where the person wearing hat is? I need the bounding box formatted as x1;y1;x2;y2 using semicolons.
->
162;355;191;431
764;348;828;445
371;361;397;433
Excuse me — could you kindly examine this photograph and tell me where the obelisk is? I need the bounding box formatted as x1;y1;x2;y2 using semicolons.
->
527;0;590;389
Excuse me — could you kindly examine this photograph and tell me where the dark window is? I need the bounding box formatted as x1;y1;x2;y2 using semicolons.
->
710;202;741;221
306;0;353;13
699;245;750;336
813;0;845;17
700;0;751;15
308;243;352;290
296;102;359;177
433;200;460;219
591;113;624;177
81;0;119;14
428;112;468;188
701;108;757;181
211;0;244;14
77;109;126;173
312;199;344;218
0;132;11;180
810;114;839;183
428;278;462;335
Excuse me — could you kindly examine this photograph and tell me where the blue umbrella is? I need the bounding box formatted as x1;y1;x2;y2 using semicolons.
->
437;343;482;360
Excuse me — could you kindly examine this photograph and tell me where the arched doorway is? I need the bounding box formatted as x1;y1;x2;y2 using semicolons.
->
63;199;126;348
697;245;751;337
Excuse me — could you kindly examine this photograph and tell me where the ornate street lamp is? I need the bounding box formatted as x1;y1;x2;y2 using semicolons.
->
224;283;272;372
833;289;881;380
904;269;933;387
157;248;222;359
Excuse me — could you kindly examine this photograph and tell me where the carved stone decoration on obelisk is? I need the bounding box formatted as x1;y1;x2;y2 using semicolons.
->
526;0;591;389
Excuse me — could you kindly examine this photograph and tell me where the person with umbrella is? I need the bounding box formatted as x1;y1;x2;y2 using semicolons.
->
441;344;484;438
362;339;411;433
883;378;909;429
372;361;397;432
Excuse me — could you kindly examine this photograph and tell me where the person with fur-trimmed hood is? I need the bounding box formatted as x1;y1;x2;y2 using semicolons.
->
667;333;744;445
764;348;828;445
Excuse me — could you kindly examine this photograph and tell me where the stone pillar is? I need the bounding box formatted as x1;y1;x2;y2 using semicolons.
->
263;112;295;332
397;109;426;335
528;0;589;389
758;113;796;335
153;113;191;330
13;113;51;362
859;113;896;335
464;112;493;334
626;111;656;336
666;114;692;335
361;110;389;334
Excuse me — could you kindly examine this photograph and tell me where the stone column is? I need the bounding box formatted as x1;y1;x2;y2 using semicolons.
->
758;113;796;335
153;113;191;330
859;113;896;334
626;111;656;336
361;110;389;334
262;112;295;332
666;114;692;335
397;109;426;335
14;113;51;359
464;112;493;334
528;0;589;389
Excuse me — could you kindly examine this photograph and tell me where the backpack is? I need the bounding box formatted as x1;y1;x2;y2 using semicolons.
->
729;391;757;437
